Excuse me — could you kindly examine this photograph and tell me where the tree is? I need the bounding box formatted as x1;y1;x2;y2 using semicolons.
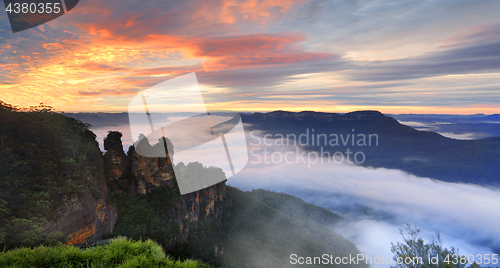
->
391;224;476;268
0;199;10;222
0;199;10;244
0;217;66;249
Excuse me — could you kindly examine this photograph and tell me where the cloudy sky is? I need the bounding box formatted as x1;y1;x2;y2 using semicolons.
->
1;0;500;113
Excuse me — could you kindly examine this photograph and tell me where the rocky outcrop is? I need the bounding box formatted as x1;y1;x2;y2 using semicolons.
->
103;131;128;179
104;132;231;249
129;145;176;194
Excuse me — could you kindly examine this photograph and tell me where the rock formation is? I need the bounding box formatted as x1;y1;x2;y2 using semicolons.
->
44;130;231;247
104;132;231;249
103;131;128;179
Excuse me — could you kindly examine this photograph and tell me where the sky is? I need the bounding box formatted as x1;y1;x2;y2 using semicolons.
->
1;0;500;114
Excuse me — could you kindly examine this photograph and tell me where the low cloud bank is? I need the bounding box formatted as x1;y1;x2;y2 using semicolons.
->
90;121;500;267
228;146;500;266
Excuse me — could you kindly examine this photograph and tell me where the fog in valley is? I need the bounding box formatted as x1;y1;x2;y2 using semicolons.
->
89;117;500;267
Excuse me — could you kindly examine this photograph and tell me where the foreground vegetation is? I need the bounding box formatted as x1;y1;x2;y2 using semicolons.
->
391;224;482;268
0;238;213;268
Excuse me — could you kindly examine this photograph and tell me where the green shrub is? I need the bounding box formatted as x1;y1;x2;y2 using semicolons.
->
0;237;214;268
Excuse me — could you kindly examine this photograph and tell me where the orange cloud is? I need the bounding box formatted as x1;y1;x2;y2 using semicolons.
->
5;6;337;111
193;0;303;25
68;0;305;40
0;0;326;111
143;33;333;71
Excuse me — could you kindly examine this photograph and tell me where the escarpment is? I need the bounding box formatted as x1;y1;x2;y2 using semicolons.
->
0;104;118;247
43;164;117;245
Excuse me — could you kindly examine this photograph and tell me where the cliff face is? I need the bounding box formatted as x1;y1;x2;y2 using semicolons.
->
104;132;231;249
157;181;228;247
44;171;117;245
129;146;176;194
0;104;118;247
44;139;117;245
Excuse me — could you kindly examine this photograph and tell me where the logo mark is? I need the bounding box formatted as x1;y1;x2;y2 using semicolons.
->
3;0;79;33
128;72;248;195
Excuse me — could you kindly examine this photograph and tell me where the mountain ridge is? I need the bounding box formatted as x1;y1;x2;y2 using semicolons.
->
241;110;500;185
66;109;499;184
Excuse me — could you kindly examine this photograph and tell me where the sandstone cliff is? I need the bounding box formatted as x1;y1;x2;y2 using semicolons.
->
44;139;117;245
0;104;118;247
44;172;117;245
104;131;231;251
